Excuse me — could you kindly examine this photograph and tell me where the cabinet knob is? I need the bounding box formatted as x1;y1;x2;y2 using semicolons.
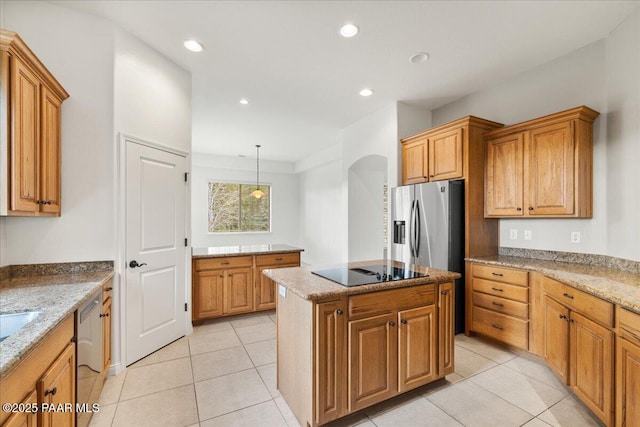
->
528;207;534;211
516;207;522;211
400;319;408;324
105;287;113;292
100;312;109;318
44;387;57;396
440;290;448;295
219;275;223;278
389;321;396;327
336;309;343;315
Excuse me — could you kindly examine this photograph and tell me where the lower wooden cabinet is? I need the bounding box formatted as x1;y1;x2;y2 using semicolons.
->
543;295;570;383
438;282;454;375
102;296;112;375
616;307;640;427
194;270;224;319
3;390;37;427
223;267;254;314
38;343;76;427
398;305;437;392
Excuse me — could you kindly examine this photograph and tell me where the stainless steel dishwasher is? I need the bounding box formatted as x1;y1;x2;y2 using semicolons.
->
76;289;103;427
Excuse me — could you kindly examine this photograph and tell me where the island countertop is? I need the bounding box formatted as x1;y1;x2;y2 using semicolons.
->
263;260;460;301
0;267;114;377
192;244;303;258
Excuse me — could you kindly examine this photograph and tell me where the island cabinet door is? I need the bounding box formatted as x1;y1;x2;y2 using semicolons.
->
38;342;75;427
438;282;455;376
543;296;570;384
348;313;398;412
315;299;347;425
398;305;437;392
223;267;254;314
194;270;224;319
617;336;640;427
4;390;37;427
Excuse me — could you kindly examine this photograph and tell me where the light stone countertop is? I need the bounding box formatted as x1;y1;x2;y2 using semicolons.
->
192;244;303;258
263;260;460;301
467;255;640;314
0;271;114;377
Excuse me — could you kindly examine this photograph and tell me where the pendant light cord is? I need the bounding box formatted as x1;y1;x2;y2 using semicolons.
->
256;144;261;190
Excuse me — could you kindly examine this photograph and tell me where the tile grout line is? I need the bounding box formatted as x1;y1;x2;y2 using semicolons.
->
187;338;203;425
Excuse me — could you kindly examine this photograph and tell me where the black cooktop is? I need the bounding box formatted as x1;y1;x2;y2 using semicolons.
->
311;264;427;287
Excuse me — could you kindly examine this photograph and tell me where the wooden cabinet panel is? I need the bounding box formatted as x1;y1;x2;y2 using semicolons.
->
255;266;276;310
570;311;613;426
544;277;614;328
194;270;224;319
256;252;300;266
39;86;62;214
38;342;75;427
472;264;528;286
527;122;574;215
348;284;434;321
472;277;528;303
428;128;463;181
11;58;40;213
194;256;252;271
485;133;524;216
616;337;640;427
402;138;427;184
4;390;37;427
398;305;436;392
472;306;529;350
473;291;528;319
543;296;570;384
223;267;254;314
438;282;454;376
315;299;347;424
348;313;397;412
102;297;112;375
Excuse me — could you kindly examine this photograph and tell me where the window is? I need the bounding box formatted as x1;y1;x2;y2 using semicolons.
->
208;182;271;232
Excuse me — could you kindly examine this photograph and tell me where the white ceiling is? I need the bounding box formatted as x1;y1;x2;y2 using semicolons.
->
54;1;638;162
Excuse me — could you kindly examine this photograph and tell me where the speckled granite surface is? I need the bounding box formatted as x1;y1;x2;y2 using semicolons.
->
8;260;114;277
467;255;640;314
263;260;460;301
0;268;114;377
192;244;303;258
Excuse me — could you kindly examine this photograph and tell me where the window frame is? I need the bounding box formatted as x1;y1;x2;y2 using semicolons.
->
206;179;273;234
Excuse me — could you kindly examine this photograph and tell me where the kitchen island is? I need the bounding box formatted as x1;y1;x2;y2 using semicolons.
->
264;261;460;427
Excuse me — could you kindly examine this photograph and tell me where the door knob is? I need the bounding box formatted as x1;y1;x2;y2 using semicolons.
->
129;260;147;268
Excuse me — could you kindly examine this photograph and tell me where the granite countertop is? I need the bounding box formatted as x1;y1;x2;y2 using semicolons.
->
263;260;460;301
0;270;114;377
192;244;304;258
467;255;640;314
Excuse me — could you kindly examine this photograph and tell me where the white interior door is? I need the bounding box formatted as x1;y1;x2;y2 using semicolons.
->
125;140;186;365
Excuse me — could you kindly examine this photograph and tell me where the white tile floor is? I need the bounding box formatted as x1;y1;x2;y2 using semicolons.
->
89;311;605;427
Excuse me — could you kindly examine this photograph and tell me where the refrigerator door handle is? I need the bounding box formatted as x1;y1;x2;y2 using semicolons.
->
414;201;421;258
409;200;416;258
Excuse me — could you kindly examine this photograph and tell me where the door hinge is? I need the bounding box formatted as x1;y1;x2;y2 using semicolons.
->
184;172;188;182
185;303;188;312
185;238;188;247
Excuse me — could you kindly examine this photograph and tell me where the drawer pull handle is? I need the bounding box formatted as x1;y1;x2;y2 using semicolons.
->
491;324;503;330
275;257;283;261
563;293;574;299
491;272;503;277
221;262;230;265
336;309;343;315
105;287;113;292
492;302;504;307
389;321;396;327
491;287;503;292
44;387;57;396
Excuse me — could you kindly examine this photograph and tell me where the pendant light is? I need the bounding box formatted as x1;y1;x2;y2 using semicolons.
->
251;145;265;199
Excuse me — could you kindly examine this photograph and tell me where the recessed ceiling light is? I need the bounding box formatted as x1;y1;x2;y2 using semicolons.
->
359;88;373;97
240;98;249;105
183;39;204;52
409;52;430;64
340;23;359;38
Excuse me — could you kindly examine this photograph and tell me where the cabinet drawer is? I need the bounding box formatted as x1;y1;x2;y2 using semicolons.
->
472;306;529;350
472;264;528;286
472;278;528;303
256;252;300;266
473;291;528;319
194;256;253;271
348;284;435;321
618;307;640;346
543;278;613;328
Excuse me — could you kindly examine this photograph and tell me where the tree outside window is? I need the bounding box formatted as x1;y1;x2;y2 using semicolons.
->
208;182;271;232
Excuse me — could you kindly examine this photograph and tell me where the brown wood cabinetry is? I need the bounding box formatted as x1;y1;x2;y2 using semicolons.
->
0;315;75;426
401;138;428;184
192;251;301;321
3;390;37;427
438;282;454;376
484;106;599;218
398;305;437;392
1;30;68;217
616;307;640;427
102;294;112;376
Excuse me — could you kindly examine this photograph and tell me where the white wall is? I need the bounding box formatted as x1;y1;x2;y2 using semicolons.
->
1;1;116;265
191;153;299;248
0;219;7;267
604;9;640;261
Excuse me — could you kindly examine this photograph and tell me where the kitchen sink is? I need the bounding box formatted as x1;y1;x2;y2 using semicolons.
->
0;311;40;343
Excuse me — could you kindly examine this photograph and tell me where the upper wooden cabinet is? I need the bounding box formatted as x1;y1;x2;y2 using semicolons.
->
1;30;69;217
484;106;599;218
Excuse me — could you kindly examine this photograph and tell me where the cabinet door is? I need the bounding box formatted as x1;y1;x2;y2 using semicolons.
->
616;337;640;427
11;57;40;213
485;133;524;216
39;86;63;215
527;122;574;215
348;313;397;412
402;139;428;184
398;305;436;392
38;342;75;427
315;300;347;425
4;390;37;427
438;282;454;376
223;267;254;314
570;312;613;426
428;128;463;181
103;297;112;375
194;270;224;319
255;266;276;310
543;296;570;384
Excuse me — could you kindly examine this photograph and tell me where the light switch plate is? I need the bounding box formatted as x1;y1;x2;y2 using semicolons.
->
510;229;518;240
278;284;287;298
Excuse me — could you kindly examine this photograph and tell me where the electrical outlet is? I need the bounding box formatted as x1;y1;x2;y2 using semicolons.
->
571;231;581;244
524;230;532;241
510;229;518;240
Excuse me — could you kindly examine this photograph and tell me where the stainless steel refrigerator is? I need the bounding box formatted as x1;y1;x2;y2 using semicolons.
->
391;180;465;333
